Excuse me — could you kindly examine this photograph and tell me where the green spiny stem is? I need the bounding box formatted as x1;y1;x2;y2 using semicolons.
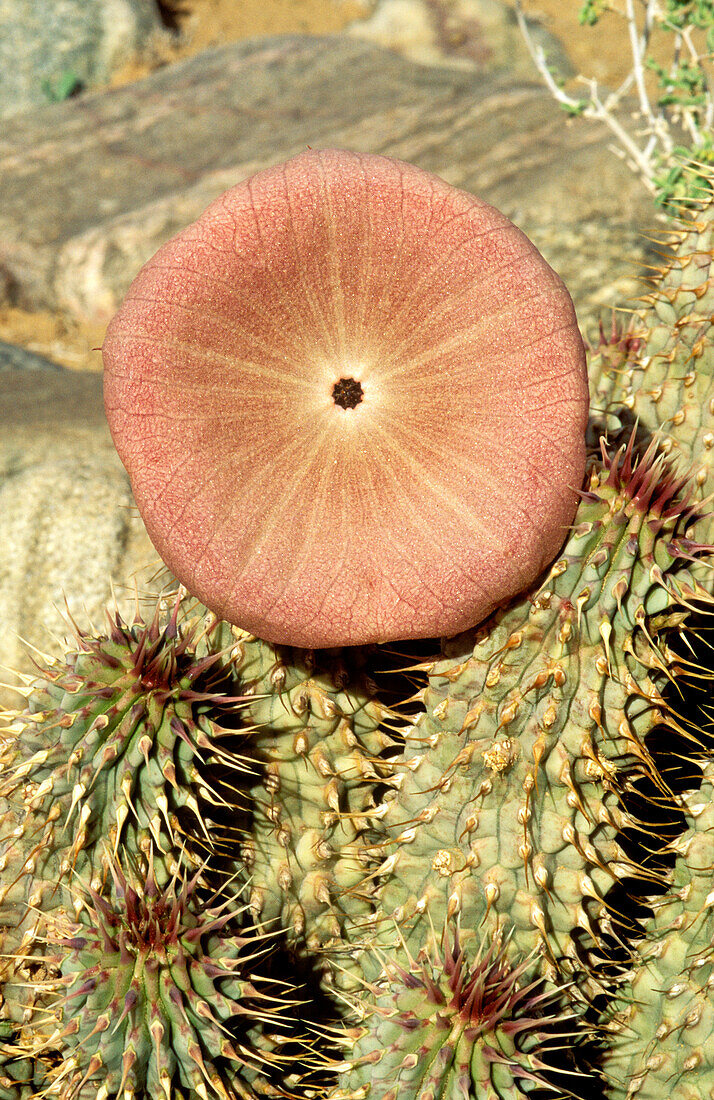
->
0;596;249;926
590;190;714;542
37;852;320;1100
0;1028;45;1100
355;433;711;1012
199;628;402;961
603;760;714;1099
0;597;257;1093
335;919;587;1100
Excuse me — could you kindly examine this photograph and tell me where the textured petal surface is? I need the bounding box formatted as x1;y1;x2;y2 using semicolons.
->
103;148;588;646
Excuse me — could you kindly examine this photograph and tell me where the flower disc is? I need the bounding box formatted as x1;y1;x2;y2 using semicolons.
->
103;148;588;647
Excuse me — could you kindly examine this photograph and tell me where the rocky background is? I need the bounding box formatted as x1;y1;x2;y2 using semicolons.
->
0;0;657;702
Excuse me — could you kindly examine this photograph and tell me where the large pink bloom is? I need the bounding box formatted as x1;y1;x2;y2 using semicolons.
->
103;148;588;648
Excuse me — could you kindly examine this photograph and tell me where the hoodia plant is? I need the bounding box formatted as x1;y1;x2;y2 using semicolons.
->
1;150;712;1100
102;148;589;648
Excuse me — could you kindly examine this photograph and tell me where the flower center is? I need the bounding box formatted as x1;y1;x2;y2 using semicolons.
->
332;377;364;410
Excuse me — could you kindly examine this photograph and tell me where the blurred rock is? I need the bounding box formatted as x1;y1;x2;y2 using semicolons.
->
0;340;64;370
345;0;570;76
0;363;168;706
0;36;654;331
0;0;164;120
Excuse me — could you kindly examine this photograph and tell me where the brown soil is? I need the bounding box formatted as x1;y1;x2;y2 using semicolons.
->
1;0;671;371
110;0;375;87
514;0;642;87
513;0;707;89
136;0;692;103
0;307;107;372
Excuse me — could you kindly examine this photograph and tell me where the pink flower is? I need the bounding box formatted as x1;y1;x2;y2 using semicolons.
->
103;148;588;647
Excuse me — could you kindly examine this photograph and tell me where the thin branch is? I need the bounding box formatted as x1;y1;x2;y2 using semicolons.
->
610;67;637;110
513;0;585;110
682;23;713;136
515;0;714;200
514;0;658;193
626;0;658;126
580;77;659;191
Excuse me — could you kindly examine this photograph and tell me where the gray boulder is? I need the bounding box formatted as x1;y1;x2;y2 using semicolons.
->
0;35;654;330
0;341;64;371
0;0;164;120
0;363;167;706
345;0;571;77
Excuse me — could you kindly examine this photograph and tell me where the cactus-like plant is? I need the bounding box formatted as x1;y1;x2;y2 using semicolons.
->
201;624;402;957
592;205;714;526
337;922;581;1100
332;429;712;1096
602;761;714;1099
2;156;714;1099
39;853;314;1100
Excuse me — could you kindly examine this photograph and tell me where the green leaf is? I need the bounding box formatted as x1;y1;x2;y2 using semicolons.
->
578;0;608;26
40;69;83;103
562;98;589;116
653;142;714;209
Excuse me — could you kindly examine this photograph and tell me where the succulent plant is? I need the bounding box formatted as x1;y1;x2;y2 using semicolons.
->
38;852;317;1100
372;432;706;966
3;153;714;1100
337;921;581;1100
0;600;259;1080
0;595;245;934
200;623;402;958
602;759;714;1099
591;202;714;525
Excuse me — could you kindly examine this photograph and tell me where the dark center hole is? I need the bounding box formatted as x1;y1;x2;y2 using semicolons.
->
332;377;363;410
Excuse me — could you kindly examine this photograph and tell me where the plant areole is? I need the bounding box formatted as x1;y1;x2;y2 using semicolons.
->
103;148;589;648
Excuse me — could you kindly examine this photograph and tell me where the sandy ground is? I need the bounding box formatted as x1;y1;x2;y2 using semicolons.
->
140;0;697;99
155;0;375;52
0;0;679;369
